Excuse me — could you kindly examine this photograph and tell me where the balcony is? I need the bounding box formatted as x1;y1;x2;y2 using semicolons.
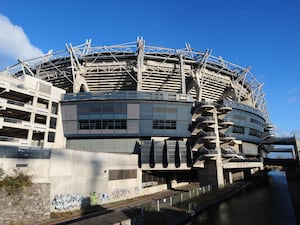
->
217;103;232;114
219;118;234;127
0;98;7;110
201;131;217;140
193;146;219;161
200;102;215;110
200;116;215;124
221;148;237;157
3;117;31;129
192;116;215;130
264;123;274;131
219;133;236;142
263;132;275;140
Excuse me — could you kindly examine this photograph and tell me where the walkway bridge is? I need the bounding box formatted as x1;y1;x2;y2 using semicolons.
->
260;136;300;167
263;158;299;167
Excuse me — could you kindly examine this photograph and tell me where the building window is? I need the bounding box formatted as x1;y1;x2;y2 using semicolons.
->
34;114;47;124
109;169;137;180
48;132;55;142
79;120;90;129
153;120;176;130
114;120;127;129
49;117;57;129
78;119;127;130
103;120;114;129
90;120;102;129
51;102;58;114
250;118;263;127
233;114;246;121
232;125;245;134
249;128;262;137
37;98;49;109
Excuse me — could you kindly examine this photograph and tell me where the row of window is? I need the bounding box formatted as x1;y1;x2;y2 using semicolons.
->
36;97;58;115
232;125;263;137
78;103;127;114
153;120;176;130
79;119;127;130
30;130;55;143
78;119;177;130
233;114;264;128
109;169;137;180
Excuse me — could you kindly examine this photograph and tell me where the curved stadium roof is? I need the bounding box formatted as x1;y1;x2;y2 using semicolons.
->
0;38;268;119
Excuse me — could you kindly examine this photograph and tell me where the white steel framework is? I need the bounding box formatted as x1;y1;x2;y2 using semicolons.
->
0;38;269;120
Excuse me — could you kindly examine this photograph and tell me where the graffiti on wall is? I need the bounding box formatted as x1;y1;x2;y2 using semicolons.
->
52;194;82;210
134;186;140;195
112;188;130;199
100;193;110;202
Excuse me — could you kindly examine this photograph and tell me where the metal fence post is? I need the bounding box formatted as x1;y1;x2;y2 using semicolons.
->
170;196;173;207
157;199;160;212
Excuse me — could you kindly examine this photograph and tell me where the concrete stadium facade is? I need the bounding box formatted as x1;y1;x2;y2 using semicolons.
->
0;38;273;211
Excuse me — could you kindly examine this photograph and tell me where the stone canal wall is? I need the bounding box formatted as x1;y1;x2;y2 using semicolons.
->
0;183;50;225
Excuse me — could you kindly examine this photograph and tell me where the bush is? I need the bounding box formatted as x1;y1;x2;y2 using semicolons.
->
0;170;32;195
0;168;4;179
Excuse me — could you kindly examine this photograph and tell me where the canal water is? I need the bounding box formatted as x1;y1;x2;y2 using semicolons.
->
188;170;297;225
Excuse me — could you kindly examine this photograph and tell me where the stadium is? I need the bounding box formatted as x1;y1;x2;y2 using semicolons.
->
0;38;275;211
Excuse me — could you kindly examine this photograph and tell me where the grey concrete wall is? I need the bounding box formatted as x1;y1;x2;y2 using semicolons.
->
0;149;142;212
0;183;50;225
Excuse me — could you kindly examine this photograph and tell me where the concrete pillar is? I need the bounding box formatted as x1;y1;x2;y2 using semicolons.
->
244;169;252;180
197;157;224;190
225;171;233;184
27;95;38;144
216;156;225;188
295;139;300;163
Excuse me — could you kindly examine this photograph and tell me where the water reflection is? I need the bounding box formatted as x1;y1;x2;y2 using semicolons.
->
189;170;296;225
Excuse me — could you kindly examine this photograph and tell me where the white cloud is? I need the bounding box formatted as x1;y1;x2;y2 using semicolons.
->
0;14;43;63
287;87;300;104
274;125;300;138
288;88;300;95
287;96;298;104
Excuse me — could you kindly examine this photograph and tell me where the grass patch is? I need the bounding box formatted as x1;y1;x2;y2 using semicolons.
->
0;169;32;195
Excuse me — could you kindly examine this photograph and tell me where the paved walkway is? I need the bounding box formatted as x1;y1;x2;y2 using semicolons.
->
41;183;199;225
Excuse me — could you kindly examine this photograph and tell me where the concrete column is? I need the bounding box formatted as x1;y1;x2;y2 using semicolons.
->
244;169;252;180
198;157;224;190
216;156;225;188
226;171;233;184
27;95;38;144
136;38;145;91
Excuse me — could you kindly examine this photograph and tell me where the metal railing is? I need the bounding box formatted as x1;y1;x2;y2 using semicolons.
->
63;90;193;102
140;184;213;212
0;145;51;159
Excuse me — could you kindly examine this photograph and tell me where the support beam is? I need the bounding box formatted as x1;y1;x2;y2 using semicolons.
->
17;59;35;76
136;38;145;91
179;54;186;94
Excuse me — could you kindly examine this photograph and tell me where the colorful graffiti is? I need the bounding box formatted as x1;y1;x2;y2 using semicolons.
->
52;194;82;210
100;193;110;202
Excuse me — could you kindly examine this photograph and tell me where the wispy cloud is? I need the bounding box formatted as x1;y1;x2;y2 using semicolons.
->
287;96;298;104
287;87;300;104
288;88;300;95
0;14;43;64
274;125;300;138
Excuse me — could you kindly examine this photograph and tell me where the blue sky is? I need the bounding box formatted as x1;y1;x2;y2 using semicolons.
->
0;0;299;137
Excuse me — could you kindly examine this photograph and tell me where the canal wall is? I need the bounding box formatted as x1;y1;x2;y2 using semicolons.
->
0;149;142;212
0;183;50;225
141;182;251;225
286;167;300;225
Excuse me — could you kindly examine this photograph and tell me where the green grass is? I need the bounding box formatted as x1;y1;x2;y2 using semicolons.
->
0;169;32;195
